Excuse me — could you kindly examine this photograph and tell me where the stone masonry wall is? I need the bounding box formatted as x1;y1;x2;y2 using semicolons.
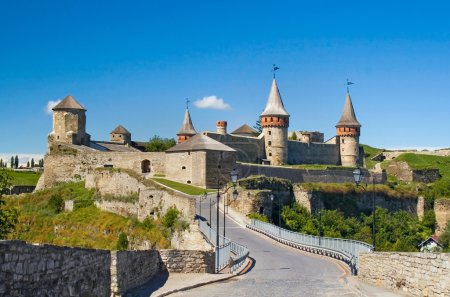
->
0;240;111;297
358;252;450;297
288;140;341;165
111;250;161;296
0;241;215;297
434;198;450;236
159;250;215;273
37;146;165;189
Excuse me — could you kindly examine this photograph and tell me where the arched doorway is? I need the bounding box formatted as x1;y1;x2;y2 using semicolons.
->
141;160;151;173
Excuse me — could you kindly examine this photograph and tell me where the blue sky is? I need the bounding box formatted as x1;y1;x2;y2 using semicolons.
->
1;0;450;157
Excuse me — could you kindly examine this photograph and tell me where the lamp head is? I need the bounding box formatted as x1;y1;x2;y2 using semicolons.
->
353;167;363;185
270;194;274;201
230;168;238;183
232;189;238;201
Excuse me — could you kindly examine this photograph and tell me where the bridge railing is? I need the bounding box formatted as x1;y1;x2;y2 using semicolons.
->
198;220;249;273
247;219;372;275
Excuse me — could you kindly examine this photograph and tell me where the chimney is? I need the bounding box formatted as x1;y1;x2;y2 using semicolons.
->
216;121;227;135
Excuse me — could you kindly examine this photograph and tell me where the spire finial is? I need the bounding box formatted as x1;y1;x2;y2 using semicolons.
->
272;64;280;79
346;79;355;93
185;98;190;109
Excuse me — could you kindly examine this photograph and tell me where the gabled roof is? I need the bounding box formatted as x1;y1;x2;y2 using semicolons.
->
177;108;197;135
261;79;289;117
166;133;236;153
52;95;86;111
418;235;442;248
231;124;258;135
110;125;131;135
336;92;361;127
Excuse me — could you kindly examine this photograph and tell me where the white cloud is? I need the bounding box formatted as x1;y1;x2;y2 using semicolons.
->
45;100;61;115
0;153;45;167
193;96;231;110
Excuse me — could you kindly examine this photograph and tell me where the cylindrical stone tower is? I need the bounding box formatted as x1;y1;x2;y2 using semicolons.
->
260;79;290;165
216;121;227;135
336;91;361;167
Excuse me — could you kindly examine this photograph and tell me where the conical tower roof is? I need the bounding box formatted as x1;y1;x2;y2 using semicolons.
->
52;95;86;111
336;92;361;127
111;125;131;134
261;79;289;117
177;108;197;135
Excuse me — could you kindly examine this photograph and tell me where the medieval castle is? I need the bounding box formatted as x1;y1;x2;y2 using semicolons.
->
39;77;363;190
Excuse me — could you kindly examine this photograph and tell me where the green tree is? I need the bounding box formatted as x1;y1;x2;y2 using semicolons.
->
253;119;262;134
0;170;18;239
162;206;180;230
145;135;176;152
14;155;19;169
26;161;30;168
116;232;129;250
0;159;3;168
31;158;35;167
439;221;450;252
10;156;14;168
289;132;298;140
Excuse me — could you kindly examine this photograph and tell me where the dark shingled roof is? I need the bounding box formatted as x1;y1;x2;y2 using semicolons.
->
52;95;86;111
111;125;131;135
166;133;235;153
336;92;361;127
261;79;289;117
231;124;258;135
177;108;197;135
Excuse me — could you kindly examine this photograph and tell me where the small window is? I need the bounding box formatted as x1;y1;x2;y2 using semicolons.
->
188;152;191;155
57;136;60;139
270;117;273;121
182;166;186;170
269;153;272;157
187;180;191;184
268;141;272;146
120;135;122;138
342;139;345;144
268;131;272;135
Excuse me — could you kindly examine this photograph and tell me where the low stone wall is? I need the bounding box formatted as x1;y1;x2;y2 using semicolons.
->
386;161;441;183
111;250;161;296
435;198;450;236
0;241;215;296
358;252;450;297
8;185;36;195
0;240;111;297
160;250;215;273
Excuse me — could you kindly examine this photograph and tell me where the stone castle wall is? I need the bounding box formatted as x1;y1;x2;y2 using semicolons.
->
205;132;265;163
165;151;206;187
237;163;386;184
435;198;450;236
38;146;165;189
358;252;450;297
387;161;442;183
0;241;216;297
87;169;196;222
287;141;340;165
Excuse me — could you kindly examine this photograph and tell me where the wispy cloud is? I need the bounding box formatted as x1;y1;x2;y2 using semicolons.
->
0;153;45;166
45;100;61;115
193;96;231;110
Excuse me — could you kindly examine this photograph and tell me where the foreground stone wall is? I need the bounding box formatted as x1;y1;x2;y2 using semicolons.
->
111;250;161;296
0;241;216;297
358;252;450;297
159;249;215;273
435;198;450;236
0;240;111;297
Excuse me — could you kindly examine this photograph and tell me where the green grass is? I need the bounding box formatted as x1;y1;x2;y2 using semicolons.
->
7;170;42;186
151;178;215;195
4;182;172;249
361;144;384;169
283;164;356;170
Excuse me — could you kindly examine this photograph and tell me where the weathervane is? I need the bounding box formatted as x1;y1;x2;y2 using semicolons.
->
185;98;190;109
272;64;280;78
346;79;355;93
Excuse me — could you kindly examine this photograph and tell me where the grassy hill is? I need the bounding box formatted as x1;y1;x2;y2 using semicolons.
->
360;144;384;169
8;170;42;186
4;182;176;250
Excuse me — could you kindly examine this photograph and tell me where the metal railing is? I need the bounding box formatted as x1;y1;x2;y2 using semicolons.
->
247;219;372;275
198;220;249;273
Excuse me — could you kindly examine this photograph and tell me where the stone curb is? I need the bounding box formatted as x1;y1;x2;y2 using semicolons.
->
155;257;252;297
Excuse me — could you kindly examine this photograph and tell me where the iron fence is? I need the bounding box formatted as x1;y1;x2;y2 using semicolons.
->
248;219;372;275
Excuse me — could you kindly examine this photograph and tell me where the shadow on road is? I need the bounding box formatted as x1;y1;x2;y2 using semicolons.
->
125;269;169;296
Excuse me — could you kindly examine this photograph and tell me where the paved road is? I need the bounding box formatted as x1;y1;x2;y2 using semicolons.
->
178;197;357;297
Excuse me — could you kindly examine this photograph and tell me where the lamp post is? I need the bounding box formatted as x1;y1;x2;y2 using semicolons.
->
216;168;239;248
353;167;376;251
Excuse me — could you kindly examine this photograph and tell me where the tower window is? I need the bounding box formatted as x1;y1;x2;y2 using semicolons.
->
270;117;273;122
342;139;345;144
269;153;272;157
182;166;186;170
268;131;271;135
268;141;272;146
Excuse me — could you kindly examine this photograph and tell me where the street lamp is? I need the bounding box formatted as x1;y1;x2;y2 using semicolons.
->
353;167;376;251
216;168;239;248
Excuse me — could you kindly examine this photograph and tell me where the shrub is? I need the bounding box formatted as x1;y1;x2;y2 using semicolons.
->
116;232;129;250
162;207;180;230
247;213;269;223
47;195;64;213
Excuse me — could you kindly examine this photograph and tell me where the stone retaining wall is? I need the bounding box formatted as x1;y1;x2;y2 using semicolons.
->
159;249;215;273
435;198;450;236
358;252;450;297
0;241;214;297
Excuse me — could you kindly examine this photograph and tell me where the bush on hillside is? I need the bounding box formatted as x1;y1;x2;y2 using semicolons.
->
116;232;129;250
47;195;64;213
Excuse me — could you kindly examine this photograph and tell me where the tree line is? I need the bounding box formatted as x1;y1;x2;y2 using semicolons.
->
0;156;44;169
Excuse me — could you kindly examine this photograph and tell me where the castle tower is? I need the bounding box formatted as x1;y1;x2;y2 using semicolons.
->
110;125;131;144
177;108;197;144
260;79;290;165
48;95;91;147
336;91;361;167
216;121;227;135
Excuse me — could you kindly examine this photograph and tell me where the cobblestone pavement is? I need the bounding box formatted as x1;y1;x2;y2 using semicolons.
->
173;199;358;297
